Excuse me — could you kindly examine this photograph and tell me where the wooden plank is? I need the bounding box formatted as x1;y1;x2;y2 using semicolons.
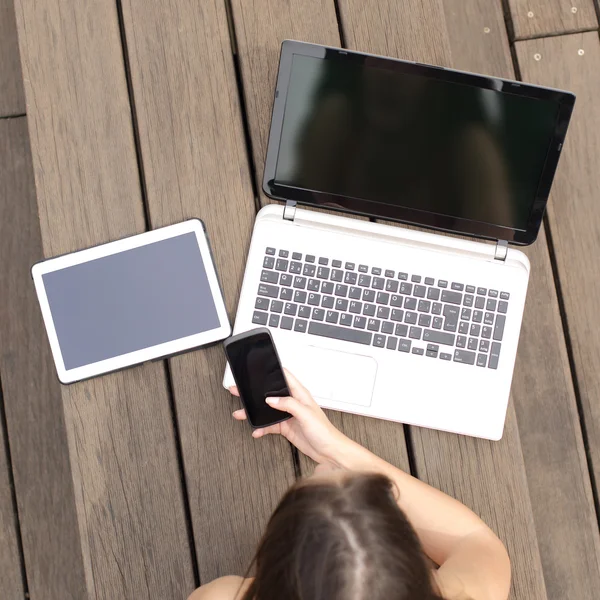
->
118;0;297;580
0;116;87;599
507;0;598;40
13;2;196;598
229;0;411;476
517;30;600;516
0;388;24;599
439;7;600;598
0;0;25;115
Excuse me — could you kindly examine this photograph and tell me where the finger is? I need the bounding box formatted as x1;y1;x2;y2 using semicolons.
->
282;370;315;405
252;423;281;438
228;386;240;397
266;395;308;419
232;409;247;421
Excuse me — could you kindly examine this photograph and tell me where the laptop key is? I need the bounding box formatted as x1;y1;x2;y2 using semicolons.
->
358;264;368;273
298;305;311;318
307;279;320;292
263;256;275;269
477;287;486;295
308;322;372;345
391;295;403;308
289;262;302;274
332;260;342;268
271;300;283;313
463;294;474;307
294;290;307;303
441;290;462;305
292;252;302;260
275;259;289;271
258;283;278;298
500;291;510;300
493;314;506;341
488;289;498;298
432;316;443;329
284;303;297;316
386;279;399;293
335;284;348;297
456;336;467;348
252;311;268;325
451;282;464;291
331;269;344;282
386;336;398;350
395;324;408;337
440;352;452;361
322;282;334;295
487;298;497;311
322;296;335;309
412;347;424;355
317;267;330;279
480;339;490;353
303;264;316;277
344;272;357;285
484;312;494;325
335;298;349;312
391;309;404;322
475;296;485;309
398;339;412;353
409;326;422;340
454;350;475;365
461;308;471;321
372;277;385;290
411;274;421;283
399;282;413;295
367;318;381;332
371;267;382;275
340;313;353;327
414;285;426;298
472;310;483;323
426;349;438;358
345;262;356;271
405;312;417;325
280;274;293;287
307;293;320;306
294;319;308;333
468;337;478;351
293;276;307;289
354;316;367;329
318;257;329;265
418;299;431;312
363;289;376;302
438;280;448;288
349;301;362;314
488;343;501;369
358;274;371;287
385;270;395;278
377;306;390;319
427;287;440;301
363;303;376;316
466;285;476;293
349;286;361;299
255;297;270;311
326;310;339;324
305;255;315;263
281;316;293;330
373;334;386;348
266;247;276;255
418;314;431;327
382;321;395;334
459;322;469;335
423;330;455;346
498;300;508;314
432;302;442;315
376;291;390;304
477;353;487;367
404;298;417;311
482;326;492;339
470;324;480;336
398;272;408;280
425;277;435;286
279;250;289;258
269;314;280;328
312;308;325;321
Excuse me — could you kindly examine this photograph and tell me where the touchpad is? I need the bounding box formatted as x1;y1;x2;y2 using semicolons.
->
287;346;377;408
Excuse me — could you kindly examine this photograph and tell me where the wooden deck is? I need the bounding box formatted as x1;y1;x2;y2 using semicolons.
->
1;0;599;598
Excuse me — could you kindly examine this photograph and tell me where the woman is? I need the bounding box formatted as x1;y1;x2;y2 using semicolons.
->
189;371;510;600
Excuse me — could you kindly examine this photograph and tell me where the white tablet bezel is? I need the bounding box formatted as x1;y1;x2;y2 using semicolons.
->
32;219;231;384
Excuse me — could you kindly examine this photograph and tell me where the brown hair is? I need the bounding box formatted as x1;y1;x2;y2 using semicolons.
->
241;472;444;600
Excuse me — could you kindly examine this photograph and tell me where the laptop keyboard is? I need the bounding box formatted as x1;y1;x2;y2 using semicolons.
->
253;247;510;368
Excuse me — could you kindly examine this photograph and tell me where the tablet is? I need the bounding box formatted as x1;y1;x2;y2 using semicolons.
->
32;219;231;383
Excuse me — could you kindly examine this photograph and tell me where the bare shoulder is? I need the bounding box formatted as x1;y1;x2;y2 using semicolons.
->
188;576;252;600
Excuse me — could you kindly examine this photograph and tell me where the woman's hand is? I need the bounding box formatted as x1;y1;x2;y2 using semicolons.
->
231;369;348;466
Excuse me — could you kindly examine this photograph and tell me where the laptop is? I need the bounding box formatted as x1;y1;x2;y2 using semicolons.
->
223;40;574;440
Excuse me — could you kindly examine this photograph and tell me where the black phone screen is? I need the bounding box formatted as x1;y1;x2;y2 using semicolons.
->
225;329;291;428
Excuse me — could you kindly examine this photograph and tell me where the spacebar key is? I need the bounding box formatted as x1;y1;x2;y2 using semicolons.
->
308;322;372;345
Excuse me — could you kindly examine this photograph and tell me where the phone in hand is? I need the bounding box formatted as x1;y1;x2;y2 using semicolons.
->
224;328;292;428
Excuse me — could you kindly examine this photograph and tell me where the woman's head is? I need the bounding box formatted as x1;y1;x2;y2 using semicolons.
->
242;471;443;600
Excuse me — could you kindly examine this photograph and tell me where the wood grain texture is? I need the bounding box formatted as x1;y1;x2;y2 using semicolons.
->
0;387;24;599
0;0;25;115
517;31;600;511
441;7;600;598
0;116;87;600
230;0;411;474
119;0;296;580
507;0;598;40
14;1;196;597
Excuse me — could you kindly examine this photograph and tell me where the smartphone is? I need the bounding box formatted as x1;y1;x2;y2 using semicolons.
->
223;328;292;428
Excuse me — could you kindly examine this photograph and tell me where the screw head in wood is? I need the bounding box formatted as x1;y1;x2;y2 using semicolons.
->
483;27;490;33
578;48;585;55
571;6;578;13
527;11;534;18
534;53;542;61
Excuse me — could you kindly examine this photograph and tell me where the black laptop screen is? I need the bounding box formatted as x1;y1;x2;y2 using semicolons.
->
274;54;561;231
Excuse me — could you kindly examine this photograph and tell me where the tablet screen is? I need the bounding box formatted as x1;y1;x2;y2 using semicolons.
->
42;232;220;369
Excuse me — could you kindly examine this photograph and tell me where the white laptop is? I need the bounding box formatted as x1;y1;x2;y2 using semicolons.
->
224;40;574;440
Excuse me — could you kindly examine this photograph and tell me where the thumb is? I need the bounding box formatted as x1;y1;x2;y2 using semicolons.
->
266;395;308;420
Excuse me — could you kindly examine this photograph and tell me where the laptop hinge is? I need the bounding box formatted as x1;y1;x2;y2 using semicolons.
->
494;240;508;262
283;200;297;221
